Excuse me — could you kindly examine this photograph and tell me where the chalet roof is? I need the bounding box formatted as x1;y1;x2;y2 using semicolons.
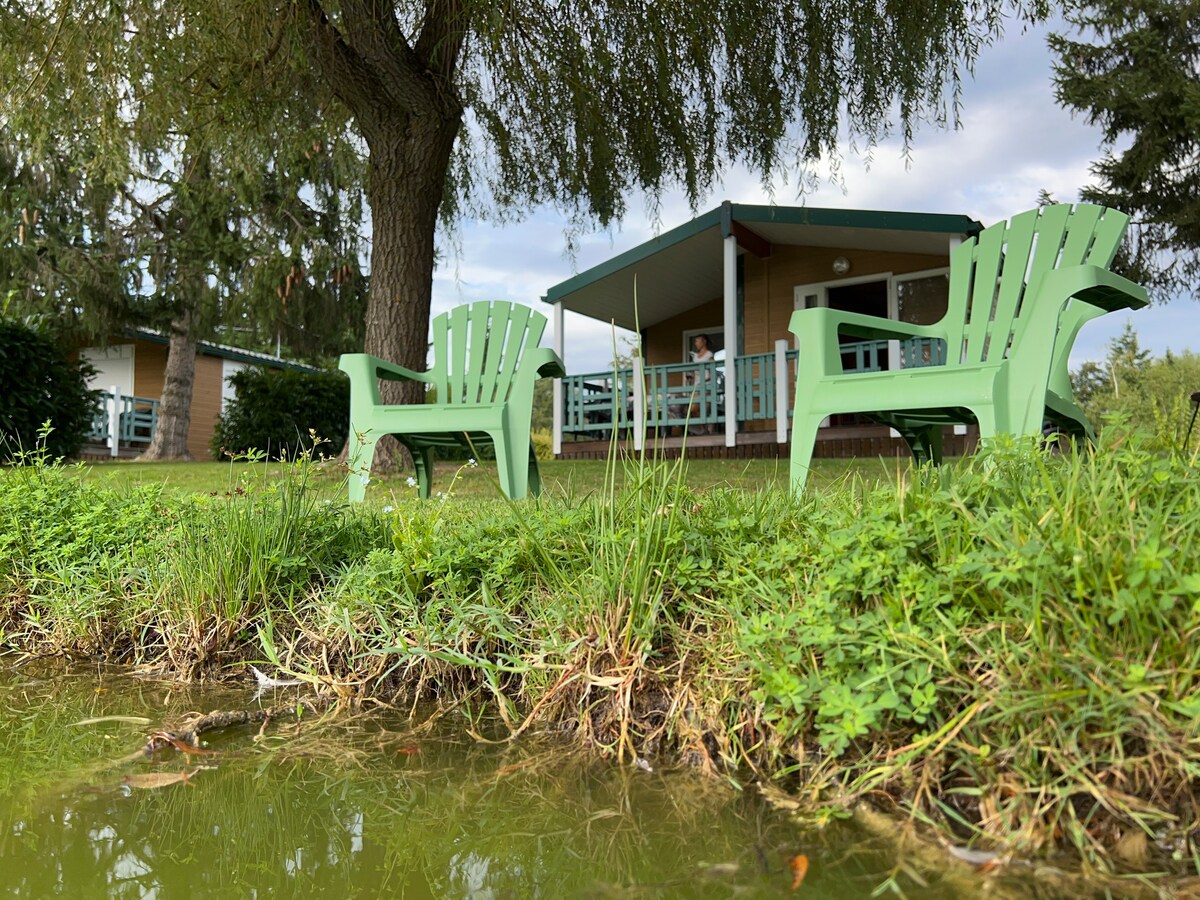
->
542;201;983;331
127;328;322;373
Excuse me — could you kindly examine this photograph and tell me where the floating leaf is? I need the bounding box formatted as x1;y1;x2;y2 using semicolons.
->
122;769;201;790
70;716;152;727
789;853;809;889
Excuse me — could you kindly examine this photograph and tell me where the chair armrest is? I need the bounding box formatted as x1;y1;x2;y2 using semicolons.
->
338;353;434;385
339;353;434;410
789;307;944;342
789;308;946;377
528;347;566;379
1036;265;1149;314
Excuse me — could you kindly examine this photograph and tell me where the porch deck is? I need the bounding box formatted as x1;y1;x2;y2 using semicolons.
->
555;338;964;460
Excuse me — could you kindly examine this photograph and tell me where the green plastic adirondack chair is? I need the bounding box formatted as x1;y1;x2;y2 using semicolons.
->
339;301;565;501
788;204;1149;492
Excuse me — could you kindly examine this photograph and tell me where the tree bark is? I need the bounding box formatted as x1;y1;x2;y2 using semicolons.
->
300;1;466;473
140;308;197;460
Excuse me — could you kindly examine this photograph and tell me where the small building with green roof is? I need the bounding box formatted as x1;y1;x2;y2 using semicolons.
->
543;200;983;459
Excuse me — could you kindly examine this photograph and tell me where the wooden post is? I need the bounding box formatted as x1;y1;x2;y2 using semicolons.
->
723;234;737;447
108;385;120;458
552;301;564;457
775;340;789;444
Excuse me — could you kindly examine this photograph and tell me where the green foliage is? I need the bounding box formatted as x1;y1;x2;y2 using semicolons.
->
1;4;369;458
0;318;99;461
1050;0;1200;300
1071;322;1200;449
0;4;369;352
161;454;381;639
0;447;389;660
211;368;349;461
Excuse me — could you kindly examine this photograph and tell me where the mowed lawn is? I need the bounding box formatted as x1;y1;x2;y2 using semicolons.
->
74;453;916;499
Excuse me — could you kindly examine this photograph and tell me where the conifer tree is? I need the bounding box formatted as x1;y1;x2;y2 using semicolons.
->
1;5;368;458
1051;0;1200;300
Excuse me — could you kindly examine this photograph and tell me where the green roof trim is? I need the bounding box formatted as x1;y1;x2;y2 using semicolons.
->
127;328;323;373
542;201;983;305
722;202;983;236
543;206;725;303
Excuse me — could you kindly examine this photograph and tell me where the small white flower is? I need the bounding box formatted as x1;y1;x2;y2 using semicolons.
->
382;505;394;514
467;457;478;467
406;476;417;487
359;473;371;486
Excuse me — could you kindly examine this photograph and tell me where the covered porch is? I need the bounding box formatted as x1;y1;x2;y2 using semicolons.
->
544;201;982;459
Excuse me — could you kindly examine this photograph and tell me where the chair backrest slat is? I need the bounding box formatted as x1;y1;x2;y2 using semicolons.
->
962;222;1006;365
446;304;472;403
428;301;549;405
477;301;511;404
950;203;1125;368
1058;203;1104;268
1086;207;1129;266
430;309;452;402
986;207;1039;364
944;239;975;363
464;301;493;403
494;303;535;400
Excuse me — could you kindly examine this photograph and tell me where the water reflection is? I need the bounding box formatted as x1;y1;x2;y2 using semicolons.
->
0;665;1045;898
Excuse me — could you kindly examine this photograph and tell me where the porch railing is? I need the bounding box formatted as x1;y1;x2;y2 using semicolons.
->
559;337;945;441
88;390;158;456
560;369;635;437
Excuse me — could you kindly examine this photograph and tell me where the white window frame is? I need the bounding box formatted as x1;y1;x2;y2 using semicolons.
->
793;267;951;370
680;326;725;363
794;269;951;434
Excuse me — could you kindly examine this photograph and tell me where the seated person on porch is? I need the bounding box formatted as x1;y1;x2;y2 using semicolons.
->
684;333;716;434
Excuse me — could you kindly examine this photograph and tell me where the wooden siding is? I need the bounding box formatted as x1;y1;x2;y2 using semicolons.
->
643;297;724;367
190;355;225;460
640;246;949;366
127;338;226;460
742;245;948;356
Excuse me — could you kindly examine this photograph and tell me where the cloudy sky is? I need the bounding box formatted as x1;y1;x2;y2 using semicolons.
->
429;14;1195;376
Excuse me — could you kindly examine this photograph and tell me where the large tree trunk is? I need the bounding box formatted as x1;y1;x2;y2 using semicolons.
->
360;115;461;461
300;2;466;474
140;309;197;460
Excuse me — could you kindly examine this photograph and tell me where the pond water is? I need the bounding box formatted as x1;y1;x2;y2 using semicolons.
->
0;663;1075;898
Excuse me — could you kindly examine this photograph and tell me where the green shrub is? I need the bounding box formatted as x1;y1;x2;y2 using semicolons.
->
211;367;348;460
0;318;99;461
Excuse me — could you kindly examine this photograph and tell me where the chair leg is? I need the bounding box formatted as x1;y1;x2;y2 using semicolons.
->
347;432;380;503
525;443;542;497
493;434;528;500
973;406;998;449
412;446;435;500
903;426;944;467
789;413;823;495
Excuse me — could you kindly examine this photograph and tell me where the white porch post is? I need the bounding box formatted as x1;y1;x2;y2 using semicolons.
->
552;301;564;457
108;385;120;458
722;234;737;447
632;355;645;452
774;340;790;444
